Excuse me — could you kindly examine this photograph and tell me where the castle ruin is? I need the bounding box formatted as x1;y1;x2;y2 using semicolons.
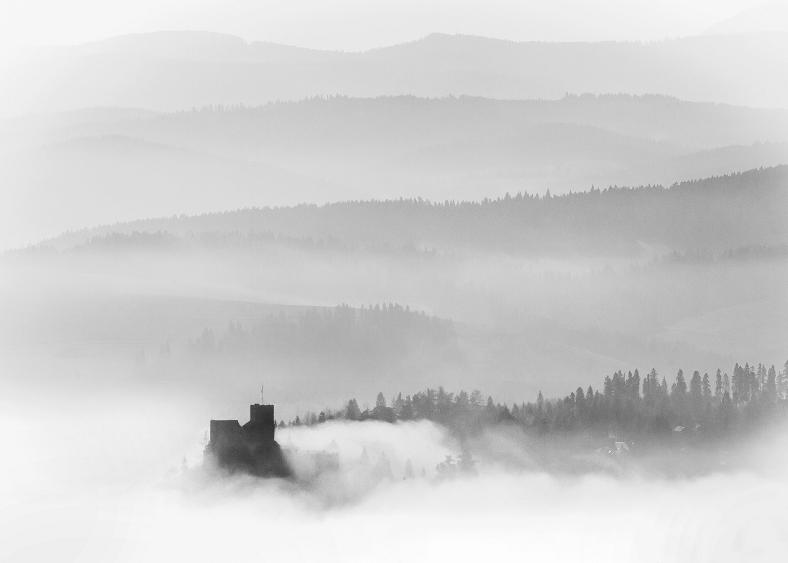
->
205;399;290;477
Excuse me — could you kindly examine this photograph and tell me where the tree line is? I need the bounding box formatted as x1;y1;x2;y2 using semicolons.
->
282;361;788;444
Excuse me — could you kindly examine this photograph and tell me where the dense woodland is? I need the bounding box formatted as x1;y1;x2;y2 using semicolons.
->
285;361;788;445
49;167;787;255
68;230;428;258
188;304;456;365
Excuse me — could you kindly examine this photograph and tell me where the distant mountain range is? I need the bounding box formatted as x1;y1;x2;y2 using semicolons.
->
3;30;787;115
1;94;786;249
2;31;786;249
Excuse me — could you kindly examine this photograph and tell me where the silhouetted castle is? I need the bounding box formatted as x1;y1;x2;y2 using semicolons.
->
205;400;290;477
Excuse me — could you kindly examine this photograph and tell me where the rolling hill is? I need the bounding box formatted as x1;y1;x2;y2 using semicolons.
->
2;95;786;249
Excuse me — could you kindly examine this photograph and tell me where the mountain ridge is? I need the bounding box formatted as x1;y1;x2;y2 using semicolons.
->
3;30;786;114
26;166;787;255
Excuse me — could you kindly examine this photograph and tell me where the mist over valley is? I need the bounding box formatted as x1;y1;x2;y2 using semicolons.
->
1;5;787;562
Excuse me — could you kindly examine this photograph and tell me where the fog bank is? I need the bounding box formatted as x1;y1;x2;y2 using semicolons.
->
2;382;787;563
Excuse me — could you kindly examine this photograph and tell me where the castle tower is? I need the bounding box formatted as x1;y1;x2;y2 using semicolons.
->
248;402;275;443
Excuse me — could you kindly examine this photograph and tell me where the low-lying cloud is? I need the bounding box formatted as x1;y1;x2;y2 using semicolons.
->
2;387;787;563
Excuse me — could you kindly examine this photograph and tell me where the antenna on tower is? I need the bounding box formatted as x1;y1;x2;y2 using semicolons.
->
260;384;264;405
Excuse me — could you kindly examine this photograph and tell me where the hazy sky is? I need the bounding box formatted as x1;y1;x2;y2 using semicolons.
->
1;0;780;51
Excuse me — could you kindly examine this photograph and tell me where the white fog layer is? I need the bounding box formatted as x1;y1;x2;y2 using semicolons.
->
2;382;788;562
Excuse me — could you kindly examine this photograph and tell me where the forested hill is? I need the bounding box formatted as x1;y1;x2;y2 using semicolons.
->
290;361;788;447
46;167;787;255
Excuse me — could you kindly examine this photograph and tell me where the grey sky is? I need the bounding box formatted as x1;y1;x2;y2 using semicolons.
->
2;0;782;52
